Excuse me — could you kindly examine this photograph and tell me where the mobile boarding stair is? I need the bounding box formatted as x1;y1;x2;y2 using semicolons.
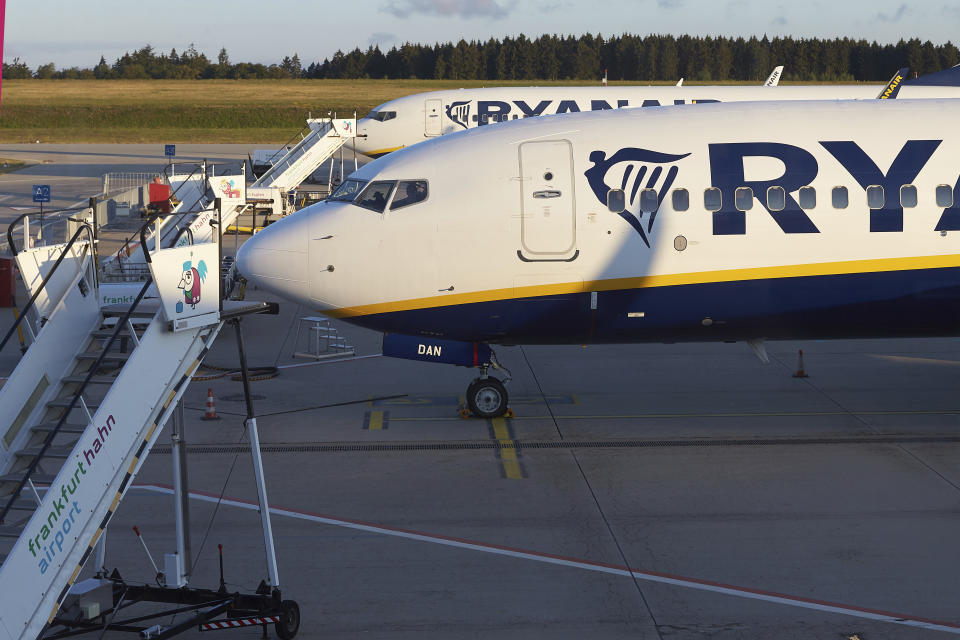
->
0;213;298;640
251;116;357;198
161;116;356;250
105;116;355;280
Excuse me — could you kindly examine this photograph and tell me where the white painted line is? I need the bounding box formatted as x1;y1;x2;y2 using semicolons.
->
132;483;960;634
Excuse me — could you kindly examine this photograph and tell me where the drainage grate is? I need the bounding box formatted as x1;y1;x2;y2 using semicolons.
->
150;434;960;455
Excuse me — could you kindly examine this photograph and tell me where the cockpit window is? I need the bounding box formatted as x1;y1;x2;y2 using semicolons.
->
355;181;396;213
328;179;367;202
390;180;428;210
366;111;397;122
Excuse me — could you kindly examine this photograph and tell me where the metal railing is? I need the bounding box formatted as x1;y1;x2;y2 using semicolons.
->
101;172;161;197
0;218;95;354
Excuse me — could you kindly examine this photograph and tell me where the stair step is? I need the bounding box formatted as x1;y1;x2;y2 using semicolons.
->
30;423;86;435
5;497;43;511
101;301;160;319
90;329;141;340
15;445;74;460
76;351;130;362
60;375;117;385
46;397;99;410
0;526;25;539
0;472;57;484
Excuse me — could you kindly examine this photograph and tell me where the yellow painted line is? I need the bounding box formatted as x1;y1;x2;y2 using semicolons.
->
491;418;524;480
368;411;384;431
491;417;511;440
499;446;523;480
324;254;960;319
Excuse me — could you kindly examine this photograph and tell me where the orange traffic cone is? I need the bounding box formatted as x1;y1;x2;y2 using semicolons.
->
202;388;220;420
792;349;809;378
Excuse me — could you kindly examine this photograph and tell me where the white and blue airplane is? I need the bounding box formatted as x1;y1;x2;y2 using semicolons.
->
352;66;960;158
239;98;960;417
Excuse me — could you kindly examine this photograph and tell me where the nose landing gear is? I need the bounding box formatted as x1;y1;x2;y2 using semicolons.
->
463;355;512;419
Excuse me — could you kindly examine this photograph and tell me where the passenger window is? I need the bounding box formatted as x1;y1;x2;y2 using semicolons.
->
672;188;689;212
798;186;816;210
936;184;954;208
866;185;884;209
832;186;848;209
355;181;395;213
640;189;659;213
607;189;625;213
472;115;478;122
390;180;428;210
735;187;753;211
704;187;721;212
900;184;918;208
766;186;786;212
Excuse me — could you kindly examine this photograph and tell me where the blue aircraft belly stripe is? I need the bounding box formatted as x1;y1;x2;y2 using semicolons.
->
340;266;960;344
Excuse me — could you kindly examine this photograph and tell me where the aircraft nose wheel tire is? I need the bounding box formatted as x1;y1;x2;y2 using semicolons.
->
466;377;509;418
275;600;301;639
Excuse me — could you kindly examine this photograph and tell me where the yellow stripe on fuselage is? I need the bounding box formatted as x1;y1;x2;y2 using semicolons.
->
324;254;960;319
363;146;405;158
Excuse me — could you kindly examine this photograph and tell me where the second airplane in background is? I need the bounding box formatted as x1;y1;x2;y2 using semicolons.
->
353;66;957;157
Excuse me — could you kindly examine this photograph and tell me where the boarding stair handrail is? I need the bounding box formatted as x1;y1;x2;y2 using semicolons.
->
0;276;153;527
263;122;315;168
113;164;208;260
0;220;95;355
252;122;336;189
112;204;208;267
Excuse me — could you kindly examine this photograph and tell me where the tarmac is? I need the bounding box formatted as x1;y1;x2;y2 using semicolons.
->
1;146;960;639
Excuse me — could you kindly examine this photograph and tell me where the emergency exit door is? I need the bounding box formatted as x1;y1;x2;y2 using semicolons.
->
425;99;442;136
518;140;578;261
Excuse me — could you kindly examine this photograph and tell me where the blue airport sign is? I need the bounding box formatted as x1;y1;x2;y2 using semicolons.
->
164;144;176;157
32;185;51;203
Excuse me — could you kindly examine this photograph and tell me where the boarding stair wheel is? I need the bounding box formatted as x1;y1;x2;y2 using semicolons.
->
275;599;301;639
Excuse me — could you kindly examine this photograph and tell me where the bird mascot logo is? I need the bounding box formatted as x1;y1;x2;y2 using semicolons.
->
176;256;208;313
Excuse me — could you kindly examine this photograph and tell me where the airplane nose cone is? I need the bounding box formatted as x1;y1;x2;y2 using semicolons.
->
236;213;309;303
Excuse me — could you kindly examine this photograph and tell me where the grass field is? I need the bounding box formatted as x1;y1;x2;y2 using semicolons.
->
0;79;623;143
0;78;843;143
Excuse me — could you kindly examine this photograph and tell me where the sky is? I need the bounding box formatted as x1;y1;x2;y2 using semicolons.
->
4;0;959;69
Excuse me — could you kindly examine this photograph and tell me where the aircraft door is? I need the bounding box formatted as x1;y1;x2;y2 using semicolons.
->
518;140;578;261
425;99;442;137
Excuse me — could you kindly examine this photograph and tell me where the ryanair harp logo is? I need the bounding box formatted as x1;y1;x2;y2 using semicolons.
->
585;148;690;246
445;101;471;130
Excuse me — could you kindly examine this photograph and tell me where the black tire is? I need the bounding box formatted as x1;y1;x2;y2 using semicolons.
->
466;378;509;419
275;600;301;640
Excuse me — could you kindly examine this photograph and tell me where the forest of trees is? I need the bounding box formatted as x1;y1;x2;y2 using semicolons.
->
4;34;958;82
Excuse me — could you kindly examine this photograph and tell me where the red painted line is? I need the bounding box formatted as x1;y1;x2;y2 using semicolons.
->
133;482;960;633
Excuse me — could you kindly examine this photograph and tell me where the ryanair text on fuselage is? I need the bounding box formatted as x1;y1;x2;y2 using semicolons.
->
444;98;719;129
